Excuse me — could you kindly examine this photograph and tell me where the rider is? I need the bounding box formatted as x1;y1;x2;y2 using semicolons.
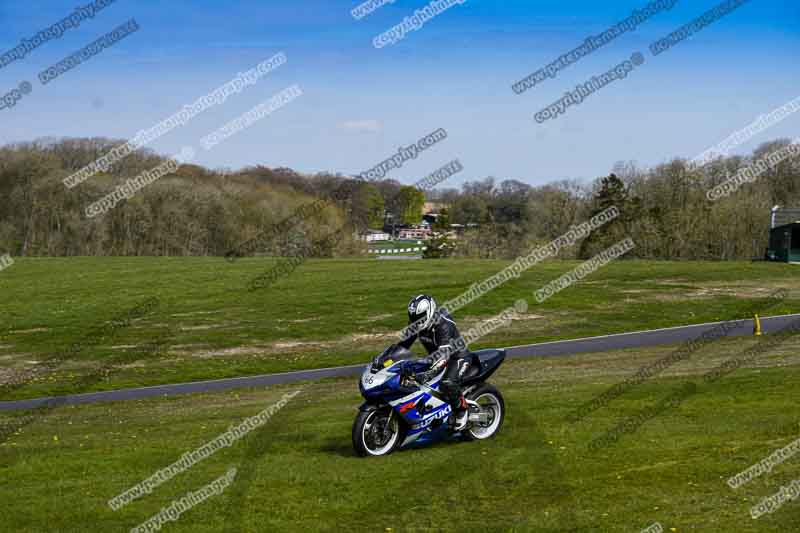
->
396;294;471;431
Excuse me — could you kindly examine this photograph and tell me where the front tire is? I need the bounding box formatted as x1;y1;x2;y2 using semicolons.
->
352;406;403;457
461;383;505;441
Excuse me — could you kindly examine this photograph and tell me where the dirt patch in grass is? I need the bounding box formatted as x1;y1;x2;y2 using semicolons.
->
179;321;242;331
277;317;321;324
181;325;217;331
348;332;396;343
152;311;542;365
511;313;545;321
655;279;692;285
272;340;332;350
700;281;798;297
0;353;35;366
652;284;791;302
463;313;544;323
190;346;269;359
170;311;221;318
0;367;27;385
366;313;394;322
690;286;777;298
115;362;150;369
172;343;210;350
11;328;49;334
184;339;338;359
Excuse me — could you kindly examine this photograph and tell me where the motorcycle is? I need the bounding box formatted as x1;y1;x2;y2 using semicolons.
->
353;344;507;457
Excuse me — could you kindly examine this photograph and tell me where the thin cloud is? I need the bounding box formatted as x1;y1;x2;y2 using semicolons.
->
338;119;383;134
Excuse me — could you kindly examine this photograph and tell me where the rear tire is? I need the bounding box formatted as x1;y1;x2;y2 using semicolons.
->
352;406;403;457
461;383;505;441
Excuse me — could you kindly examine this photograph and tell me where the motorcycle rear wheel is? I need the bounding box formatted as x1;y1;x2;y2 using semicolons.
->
461;383;505;441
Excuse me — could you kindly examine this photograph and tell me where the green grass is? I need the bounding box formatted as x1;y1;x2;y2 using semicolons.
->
1;258;798;400
1;336;798;532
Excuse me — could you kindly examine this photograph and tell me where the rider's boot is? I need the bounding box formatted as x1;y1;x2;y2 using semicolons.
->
449;395;469;431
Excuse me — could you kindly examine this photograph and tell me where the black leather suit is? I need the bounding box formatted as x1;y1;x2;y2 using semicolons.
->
398;309;470;412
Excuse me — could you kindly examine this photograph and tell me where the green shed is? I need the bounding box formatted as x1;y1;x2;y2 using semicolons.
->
767;223;800;263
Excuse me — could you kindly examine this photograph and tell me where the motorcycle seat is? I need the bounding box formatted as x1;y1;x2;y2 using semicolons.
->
462;349;506;384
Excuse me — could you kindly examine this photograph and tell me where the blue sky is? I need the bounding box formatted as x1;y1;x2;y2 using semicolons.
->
0;0;798;187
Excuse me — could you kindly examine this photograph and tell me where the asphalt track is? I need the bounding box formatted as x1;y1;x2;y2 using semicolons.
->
1;313;798;412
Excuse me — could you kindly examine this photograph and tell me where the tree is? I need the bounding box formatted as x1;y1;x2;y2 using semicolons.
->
579;173;633;259
2;136;799;261
423;208;454;259
363;183;386;229
422;232;453;259
397;186;425;225
432;208;450;231
450;196;488;224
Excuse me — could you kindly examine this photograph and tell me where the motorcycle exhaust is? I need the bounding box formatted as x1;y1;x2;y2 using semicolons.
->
468;411;491;424
466;400;491;424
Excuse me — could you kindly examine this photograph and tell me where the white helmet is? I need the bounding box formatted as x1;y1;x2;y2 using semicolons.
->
408;294;437;331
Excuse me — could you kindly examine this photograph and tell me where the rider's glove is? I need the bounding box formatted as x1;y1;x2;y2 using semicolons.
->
417;357;445;383
417;369;435;384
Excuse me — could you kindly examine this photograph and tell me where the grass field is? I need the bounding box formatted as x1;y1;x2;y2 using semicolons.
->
1;334;798;532
1;258;799;400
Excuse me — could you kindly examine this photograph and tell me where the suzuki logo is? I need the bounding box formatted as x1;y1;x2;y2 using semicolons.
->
399;401;416;414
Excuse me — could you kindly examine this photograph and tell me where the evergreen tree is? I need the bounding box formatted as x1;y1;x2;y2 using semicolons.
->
579;174;634;259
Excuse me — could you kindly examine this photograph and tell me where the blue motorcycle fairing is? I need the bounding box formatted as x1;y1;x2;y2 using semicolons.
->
359;368;402;399
371;365;452;445
359;356;464;447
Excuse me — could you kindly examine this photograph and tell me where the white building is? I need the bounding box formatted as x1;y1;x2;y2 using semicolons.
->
398;227;431;240
360;229;391;242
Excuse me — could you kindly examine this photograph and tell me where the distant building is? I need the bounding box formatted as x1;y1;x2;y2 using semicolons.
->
360;229;391;242
767;223;800;263
771;206;800;228
398;226;431;240
448;223;479;232
423;202;445;214
766;207;800;263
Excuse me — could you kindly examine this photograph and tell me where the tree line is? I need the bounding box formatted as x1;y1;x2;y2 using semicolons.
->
0;137;797;260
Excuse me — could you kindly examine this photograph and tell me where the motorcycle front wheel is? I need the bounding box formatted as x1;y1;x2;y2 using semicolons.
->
352;406;403;457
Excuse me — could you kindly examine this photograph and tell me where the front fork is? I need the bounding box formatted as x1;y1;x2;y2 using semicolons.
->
359;402;398;444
